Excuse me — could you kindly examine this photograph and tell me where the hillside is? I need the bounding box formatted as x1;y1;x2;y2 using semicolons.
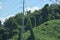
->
24;20;60;40
0;4;60;40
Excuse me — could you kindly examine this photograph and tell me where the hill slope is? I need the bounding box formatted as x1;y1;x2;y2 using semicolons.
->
33;20;60;40
8;20;60;40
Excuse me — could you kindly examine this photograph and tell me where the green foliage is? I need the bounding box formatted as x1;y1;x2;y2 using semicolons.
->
0;21;1;25
33;20;60;40
1;4;60;40
0;26;9;40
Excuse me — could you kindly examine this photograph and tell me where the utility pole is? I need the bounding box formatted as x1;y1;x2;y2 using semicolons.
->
21;0;25;40
56;0;57;4
22;0;25;40
18;0;25;40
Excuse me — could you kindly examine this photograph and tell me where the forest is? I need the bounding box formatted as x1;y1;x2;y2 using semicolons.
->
0;3;60;40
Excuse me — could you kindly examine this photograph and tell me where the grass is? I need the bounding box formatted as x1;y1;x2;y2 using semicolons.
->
33;19;60;40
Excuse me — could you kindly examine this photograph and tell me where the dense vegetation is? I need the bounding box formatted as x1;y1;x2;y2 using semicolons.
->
23;20;60;40
0;4;60;40
33;20;60;40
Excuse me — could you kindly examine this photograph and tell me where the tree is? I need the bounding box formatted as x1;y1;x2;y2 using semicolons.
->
49;0;60;4
0;21;2;26
30;16;36;27
4;17;18;39
41;4;50;22
15;13;23;26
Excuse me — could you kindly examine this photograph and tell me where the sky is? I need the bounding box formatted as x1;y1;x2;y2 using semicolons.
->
0;0;53;23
